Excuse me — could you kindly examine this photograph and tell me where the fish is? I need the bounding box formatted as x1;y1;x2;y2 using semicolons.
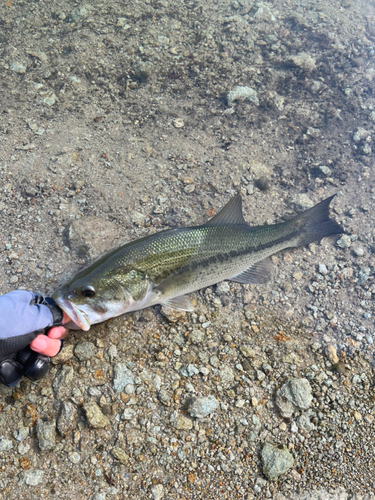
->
53;194;343;331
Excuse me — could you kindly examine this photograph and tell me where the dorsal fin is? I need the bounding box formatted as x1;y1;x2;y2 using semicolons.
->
203;194;247;227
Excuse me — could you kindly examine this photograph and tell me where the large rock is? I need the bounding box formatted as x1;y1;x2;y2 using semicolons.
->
275;378;313;418
261;443;294;481
68;216;119;260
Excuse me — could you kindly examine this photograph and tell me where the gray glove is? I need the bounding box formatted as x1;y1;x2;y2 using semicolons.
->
0;291;63;386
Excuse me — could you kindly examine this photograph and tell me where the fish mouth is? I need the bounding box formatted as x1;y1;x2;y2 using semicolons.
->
53;292;91;332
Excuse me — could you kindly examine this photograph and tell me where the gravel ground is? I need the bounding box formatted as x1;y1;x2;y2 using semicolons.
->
0;0;375;498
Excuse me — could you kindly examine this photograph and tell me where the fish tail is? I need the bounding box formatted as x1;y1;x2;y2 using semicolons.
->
291;195;344;247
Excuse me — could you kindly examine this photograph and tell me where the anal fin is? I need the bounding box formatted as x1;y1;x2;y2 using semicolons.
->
230;259;274;285
161;295;194;311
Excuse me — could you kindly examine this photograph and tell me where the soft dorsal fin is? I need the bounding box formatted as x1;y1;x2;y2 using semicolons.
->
203;194;247;227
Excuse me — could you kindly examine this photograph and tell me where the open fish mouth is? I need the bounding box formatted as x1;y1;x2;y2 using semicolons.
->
54;294;91;331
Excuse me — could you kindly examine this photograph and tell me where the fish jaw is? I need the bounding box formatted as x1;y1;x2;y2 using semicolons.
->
53;292;91;331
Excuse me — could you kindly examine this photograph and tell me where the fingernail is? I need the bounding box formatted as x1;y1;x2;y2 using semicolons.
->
32;336;47;350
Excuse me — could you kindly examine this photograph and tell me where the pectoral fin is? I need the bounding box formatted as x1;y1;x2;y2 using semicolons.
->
230;260;274;284
161;295;194;311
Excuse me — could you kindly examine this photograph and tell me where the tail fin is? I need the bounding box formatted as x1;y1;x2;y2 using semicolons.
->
291;195;344;247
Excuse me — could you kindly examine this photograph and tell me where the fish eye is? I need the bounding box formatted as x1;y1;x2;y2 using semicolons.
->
81;286;96;298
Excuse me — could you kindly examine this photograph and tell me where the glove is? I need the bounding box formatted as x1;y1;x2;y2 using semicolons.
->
0;291;64;387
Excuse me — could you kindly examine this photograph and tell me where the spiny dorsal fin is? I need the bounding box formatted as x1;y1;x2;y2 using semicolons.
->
203;194;247;227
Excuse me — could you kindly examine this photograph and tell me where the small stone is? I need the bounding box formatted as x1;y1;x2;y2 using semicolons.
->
219;365;234;386
113;363;134;393
289;53;316;71
261;443;294;481
151;484;164;500
160;306;186;322
111;446;130;464
84;402;110;428
354;411;362;422
53;365;74;400
14;427;29;441
18;441;30;454
227;86;259;106
275;378;313;418
69;452;81;464
319;165;331;176
318;263;328;275
353;247;364;256
353;127;371;142
51;344;74;364
0;438;13;451
24;469;44;486
240;345;255;358
291;194;314;210
74;342;96;361
171;413;193;430
180;364;199;377
173;118;184;128
189;330;205;344
57;402;77;437
133;60;153;81
187;396;219;418
10;61;26;73
298;413;316;432
184;184;195;194
337;235;351;249
36;419;56;451
325;345;339;364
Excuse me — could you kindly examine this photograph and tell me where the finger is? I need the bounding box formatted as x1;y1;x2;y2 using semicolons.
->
47;326;69;340
30;335;62;357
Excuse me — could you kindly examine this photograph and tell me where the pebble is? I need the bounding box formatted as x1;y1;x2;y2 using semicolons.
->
14;427;29;441
10;61;26;73
291;194;314;210
57;401;77;437
173;118;184;128
0;438;13;451
112;363;134;393
275;378;313;418
151;484;164;500
325;345;339;364
289;52;316;71
160;305;186;322
24;469;44;486
240;345;255;358
337;235;351;248
51;344;74;364
353;247;364;256
69;452;81;464
53;365;74;400
261;443;294;481
227;86;259;106
171;413;193;430
74;341;96;361
187;395;219;418
219;365;234;386
189;329;205;343
111;446;130;464
180;364;199;377
319;165;332;176
84;402;110;428
36;419;56;451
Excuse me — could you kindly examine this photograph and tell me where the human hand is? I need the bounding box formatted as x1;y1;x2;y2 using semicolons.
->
0;291;72;386
29;310;70;357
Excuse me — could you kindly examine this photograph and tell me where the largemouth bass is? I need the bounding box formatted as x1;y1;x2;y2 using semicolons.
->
53;194;343;331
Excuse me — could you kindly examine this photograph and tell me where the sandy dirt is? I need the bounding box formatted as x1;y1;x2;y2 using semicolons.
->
0;0;374;499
